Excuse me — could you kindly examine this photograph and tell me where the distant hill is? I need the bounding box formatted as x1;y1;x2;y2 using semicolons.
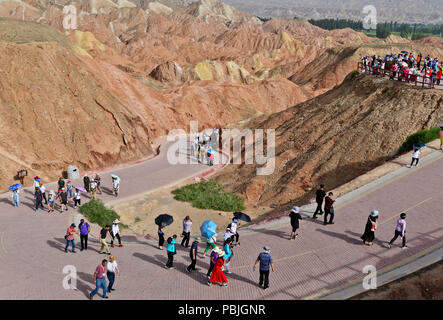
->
223;0;443;25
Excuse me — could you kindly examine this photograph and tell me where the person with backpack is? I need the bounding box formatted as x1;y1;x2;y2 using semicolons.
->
56;187;69;212
83;175;90;193
165;235;177;269
324;192;336;225
110;219;123;248
253;246;274;290
408;148;421;167
73;188;81;208
186;237;201;273
387;213;407;249
57;177;65;193
181;216;192;248
289;206;303;240
313;184;326;219
34;187;43;213
78;219;90;251
64;223;77;253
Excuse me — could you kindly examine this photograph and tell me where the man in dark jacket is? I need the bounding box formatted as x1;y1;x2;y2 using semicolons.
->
313;184;326;219
186;237;201;272
289;206;303;240
324;192;336;225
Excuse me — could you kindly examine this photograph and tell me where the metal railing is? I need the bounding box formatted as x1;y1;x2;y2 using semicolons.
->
357;63;443;90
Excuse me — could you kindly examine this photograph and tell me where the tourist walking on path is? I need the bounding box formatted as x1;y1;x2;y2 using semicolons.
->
34;187;43;213
89;179;97;199
111;219;123;248
222;238;233;274
158;226;165;250
208;250;227;287
90;259;109;299
203;234;217;256
12;190;19;207
64;223;77;253
57;177;65;193
95;174;102;195
56;187;69;212
206;246;220;279
79;219;90;251
181;216;192;247
324;192;336;225
107;255;120;293
409;148;421;167
313;184;326;219
440;125;443;150
387;213;408;249
99;225;112;255
165;235;177;269
83;175;90;193
253;246;274;290
186;237;201;272
224;227;234;242
40;184;48;205
66;179;73;201
289;206;303;240
48;190;56;212
229;218;240;245
361;210;379;246
112;176;120;197
73;188;81;208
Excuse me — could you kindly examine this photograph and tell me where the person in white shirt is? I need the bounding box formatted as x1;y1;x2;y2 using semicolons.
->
89;180;97;198
48;190;56;213
229;218;240;245
73;189;81;208
39;184;47;206
224;228;234;241
409;148;421;167
112;177;120;197
111;219;123;248
106;255;120;293
191;138;199;157
181;216;192;247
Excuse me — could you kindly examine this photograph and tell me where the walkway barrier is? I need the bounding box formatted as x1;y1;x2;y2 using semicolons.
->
357;63;443;90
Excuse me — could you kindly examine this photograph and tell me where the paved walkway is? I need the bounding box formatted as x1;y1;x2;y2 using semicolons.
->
0;141;442;299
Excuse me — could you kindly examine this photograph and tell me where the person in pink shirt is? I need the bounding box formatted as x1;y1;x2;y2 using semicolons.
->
387;213;407;249
64;223;77;253
90;259;109;299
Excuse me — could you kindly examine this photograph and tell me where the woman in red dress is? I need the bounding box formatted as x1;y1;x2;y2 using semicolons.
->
208;253;228;287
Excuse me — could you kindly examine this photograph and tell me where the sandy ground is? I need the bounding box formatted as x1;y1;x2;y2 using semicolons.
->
352;260;443;300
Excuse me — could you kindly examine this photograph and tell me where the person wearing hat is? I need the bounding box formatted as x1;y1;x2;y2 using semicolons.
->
64;223;78;253
48;190;56;213
289;206;303;240
388;213;407;249
208;248;227;287
66;179;73;201
56;187;69;212
361;210;379;246
33;176;40;189
206;246;220;278
111;219;123;248
313;184;326;219
186;236;201;272
253;246;274;290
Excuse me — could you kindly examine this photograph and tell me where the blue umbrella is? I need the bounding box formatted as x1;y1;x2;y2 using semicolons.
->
401;51;408;54
110;174;120;181
200;220;217;239
9;184;22;191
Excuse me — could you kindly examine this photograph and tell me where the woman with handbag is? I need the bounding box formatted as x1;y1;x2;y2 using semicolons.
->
361;210;379;246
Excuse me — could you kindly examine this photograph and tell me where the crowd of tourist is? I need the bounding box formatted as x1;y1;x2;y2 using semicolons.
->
361;52;442;88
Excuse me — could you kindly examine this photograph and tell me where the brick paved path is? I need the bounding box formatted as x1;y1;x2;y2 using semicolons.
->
0;143;442;300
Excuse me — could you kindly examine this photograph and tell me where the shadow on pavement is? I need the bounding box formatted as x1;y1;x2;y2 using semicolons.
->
316;229;363;245
47;239;65;252
253;228;290;240
0;198;14;207
133;252;165;268
101;187;114;196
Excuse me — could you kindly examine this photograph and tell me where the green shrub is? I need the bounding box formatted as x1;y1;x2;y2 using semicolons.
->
398;127;440;154
80;198;127;228
386;89;393;96
350;70;359;79
172;181;245;212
